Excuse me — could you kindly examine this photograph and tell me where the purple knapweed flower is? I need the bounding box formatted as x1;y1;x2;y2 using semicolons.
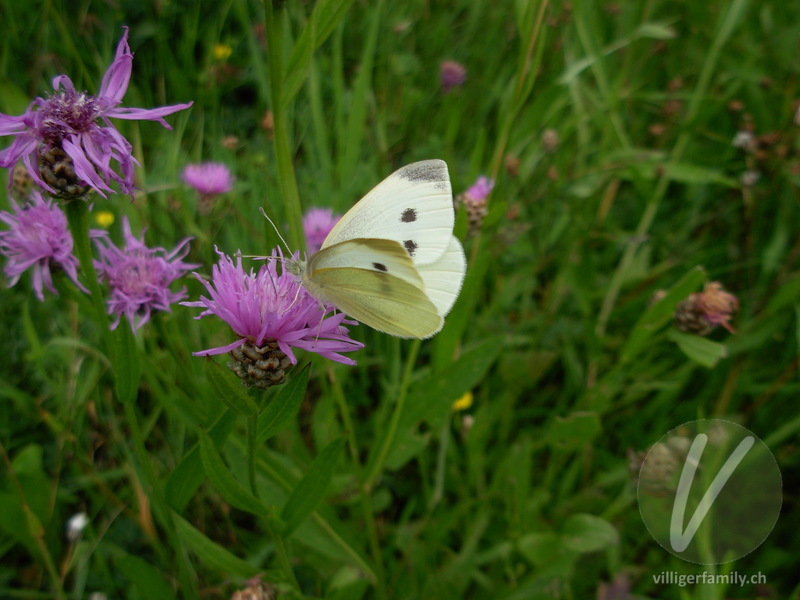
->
182;162;234;215
466;176;494;201
674;281;739;336
182;248;363;366
457;176;494;236
303;207;341;254
440;60;467;93
0;190;86;300
181;162;234;196
92;217;199;331
0;27;192;199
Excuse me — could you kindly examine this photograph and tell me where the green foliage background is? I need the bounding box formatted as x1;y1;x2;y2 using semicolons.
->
0;0;799;598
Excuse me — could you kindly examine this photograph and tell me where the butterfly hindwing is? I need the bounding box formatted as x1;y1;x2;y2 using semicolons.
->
321;160;453;266
305;265;443;338
415;236;466;317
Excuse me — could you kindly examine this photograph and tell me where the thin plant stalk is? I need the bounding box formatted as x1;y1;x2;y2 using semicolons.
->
0;440;67;600
64;200;107;333
266;512;301;590
263;0;304;249
122;401;199;596
328;367;386;596
363;339;421;491
247;414;259;497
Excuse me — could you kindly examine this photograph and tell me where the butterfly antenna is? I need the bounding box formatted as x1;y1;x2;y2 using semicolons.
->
259;207;295;258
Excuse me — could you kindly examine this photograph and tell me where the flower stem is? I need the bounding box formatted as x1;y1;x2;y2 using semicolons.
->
266;511;300;590
0;440;67;600
247;414;259;497
363;339;421;491
122;400;199;597
64;200;108;332
263;0;304;250
329;367;386;595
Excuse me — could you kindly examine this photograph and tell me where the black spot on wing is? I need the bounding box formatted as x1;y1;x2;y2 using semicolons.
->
373;262;388;272
401;208;417;223
403;240;418;257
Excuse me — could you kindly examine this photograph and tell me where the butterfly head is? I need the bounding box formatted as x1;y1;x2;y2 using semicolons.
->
284;256;306;277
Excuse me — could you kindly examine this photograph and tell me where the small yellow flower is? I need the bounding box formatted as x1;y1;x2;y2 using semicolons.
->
94;211;115;228
452;391;473;411
213;43;232;61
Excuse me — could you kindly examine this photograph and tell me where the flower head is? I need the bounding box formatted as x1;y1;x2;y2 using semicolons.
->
440;60;467;93
182;248;363;368
452;391;473;411
0;27;192;199
212;44;233;61
65;512;89;543
457;175;494;236
466;176;494;201
182;162;234;214
0;190;85;300
674;281;739;335
303;207;341;254
181;162;234;196
94;210;115;228
92;217;199;331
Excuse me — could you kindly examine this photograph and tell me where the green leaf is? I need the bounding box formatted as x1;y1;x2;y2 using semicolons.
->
668;329;728;368
165;409;239;512
560;514;619;553
112;321;141;405
205;358;260;416
634;22;678;40
11;445;50;526
384;431;430;471
620;266;707;363
199;433;270;516
547;411;601;450
517;532;561;567
281;437;345;536
0;492;31;550
643;162;739;188
115;554;176;600
174;513;261;578
257;364;310;444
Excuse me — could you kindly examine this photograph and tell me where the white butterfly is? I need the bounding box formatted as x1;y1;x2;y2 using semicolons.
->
287;159;466;338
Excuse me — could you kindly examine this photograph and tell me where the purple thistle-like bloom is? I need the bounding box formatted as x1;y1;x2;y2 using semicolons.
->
92;217;199;331
0;27;192;198
181;162;234;196
0;190;85;300
182;248;363;365
303;207;341;254
466;176;494;200
440;60;467;93
457;176;494;236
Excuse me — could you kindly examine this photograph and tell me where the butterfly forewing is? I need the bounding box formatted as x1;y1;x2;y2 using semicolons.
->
306;267;444;338
321;160;453;266
308;238;425;289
